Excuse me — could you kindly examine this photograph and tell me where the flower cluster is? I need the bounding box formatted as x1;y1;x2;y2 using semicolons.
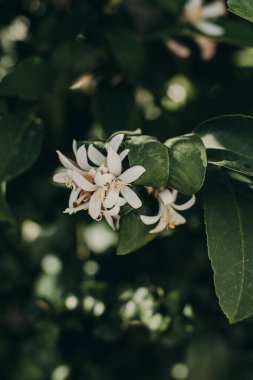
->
53;134;146;230
141;189;196;234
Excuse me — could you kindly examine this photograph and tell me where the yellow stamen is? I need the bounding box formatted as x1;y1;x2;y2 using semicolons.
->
168;222;176;230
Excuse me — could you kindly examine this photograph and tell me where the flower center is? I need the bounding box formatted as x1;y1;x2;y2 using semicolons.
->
191;8;204;22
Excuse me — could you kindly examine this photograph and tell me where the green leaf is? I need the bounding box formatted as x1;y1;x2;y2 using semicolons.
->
126;135;169;187
0;57;53;100
93;82;137;134
0;116;44;182
203;169;253;323
0;185;15;225
228;0;253;23
165;134;207;195
106;27;145;80
195;115;253;176
218;19;253;47
117;190;156;255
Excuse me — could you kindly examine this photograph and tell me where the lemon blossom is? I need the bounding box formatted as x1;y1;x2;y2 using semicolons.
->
53;134;146;230
140;189;195;234
183;0;226;37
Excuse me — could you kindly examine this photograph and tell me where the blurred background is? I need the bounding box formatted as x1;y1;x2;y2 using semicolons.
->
1;0;253;379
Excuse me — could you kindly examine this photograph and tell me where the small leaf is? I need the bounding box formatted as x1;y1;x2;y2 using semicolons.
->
203;169;253;323
0;116;44;182
195;115;253;176
0;57;53;100
126;135;169;187
228;0;253;23
117;190;156;255
165;134;207;195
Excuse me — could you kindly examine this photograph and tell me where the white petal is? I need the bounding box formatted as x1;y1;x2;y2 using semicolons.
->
119;166;145;184
69;188;81;208
64;204;88;214
203;1;226;19
104;204;120;216
104;214;115;230
159;189;174;205
170;208;186;226
94;172;114;186
195;21;224;36
119;149;130;161
108;134;124;152
107;147;122;177
72;171;97;191
88;145;106;166
140;214;161;225
185;0;202;13
76;145;91;170
172;189;178;202
72;140;77;155
53;172;67;183
149;219;167;234
56;151;83;173
103;183;120;209
115;215;120;230
118;197;127;206
89;190;103;220
173;195;196;211
121;186;142;209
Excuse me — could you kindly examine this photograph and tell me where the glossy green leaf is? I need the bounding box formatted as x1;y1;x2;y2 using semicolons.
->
165;134;207;195
126;135;169;187
117;190;156;255
204;170;253;323
195;115;253;176
0;57;53;100
228;0;253;23
0;116;44;182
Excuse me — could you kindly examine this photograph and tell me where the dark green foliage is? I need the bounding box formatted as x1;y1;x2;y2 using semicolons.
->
2;1;253;380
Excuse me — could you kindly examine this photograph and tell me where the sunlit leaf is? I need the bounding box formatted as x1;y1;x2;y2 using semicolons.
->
228;0;253;23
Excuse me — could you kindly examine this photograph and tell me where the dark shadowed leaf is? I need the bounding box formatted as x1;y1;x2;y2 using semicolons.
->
106;27;145;80
0;57;53;100
93;82;137;134
195;115;253;176
165;134;207;195
204;169;253;323
0;116;44;182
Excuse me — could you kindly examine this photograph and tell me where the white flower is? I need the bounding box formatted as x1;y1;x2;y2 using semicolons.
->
103;146;146;210
53;133;146;230
184;0;226;37
140;189;195;234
